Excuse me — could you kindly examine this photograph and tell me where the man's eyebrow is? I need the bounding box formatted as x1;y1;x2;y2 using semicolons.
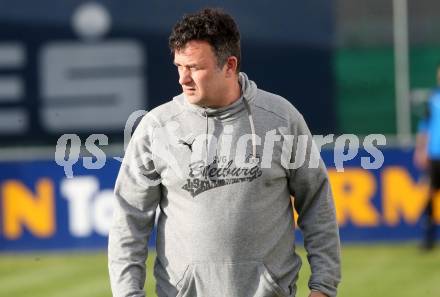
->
173;62;198;67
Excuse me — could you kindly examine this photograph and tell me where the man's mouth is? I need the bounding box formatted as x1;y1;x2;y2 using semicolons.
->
184;88;196;93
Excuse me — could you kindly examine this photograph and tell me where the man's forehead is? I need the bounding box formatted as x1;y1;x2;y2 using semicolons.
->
174;40;214;63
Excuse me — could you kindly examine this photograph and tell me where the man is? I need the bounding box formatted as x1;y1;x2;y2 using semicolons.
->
413;64;440;250
109;8;341;297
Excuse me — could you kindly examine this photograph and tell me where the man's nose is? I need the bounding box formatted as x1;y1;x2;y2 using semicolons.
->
179;68;192;85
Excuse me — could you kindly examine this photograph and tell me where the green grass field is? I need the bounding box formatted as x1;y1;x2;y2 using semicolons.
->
1;243;439;297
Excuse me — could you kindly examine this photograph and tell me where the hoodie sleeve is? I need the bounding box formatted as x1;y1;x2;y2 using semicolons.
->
108;115;162;297
287;114;341;297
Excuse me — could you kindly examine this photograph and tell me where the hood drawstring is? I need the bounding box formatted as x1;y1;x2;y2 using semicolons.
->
204;110;209;169
203;98;257;168
243;98;257;160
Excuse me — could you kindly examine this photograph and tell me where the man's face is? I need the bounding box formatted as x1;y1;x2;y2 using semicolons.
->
174;40;228;107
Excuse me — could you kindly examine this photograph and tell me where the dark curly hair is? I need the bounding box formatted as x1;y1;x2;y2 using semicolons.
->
169;8;241;73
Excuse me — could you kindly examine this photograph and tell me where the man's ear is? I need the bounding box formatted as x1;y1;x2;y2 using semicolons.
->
224;56;238;77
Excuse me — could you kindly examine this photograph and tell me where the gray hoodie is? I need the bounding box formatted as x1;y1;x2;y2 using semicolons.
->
108;73;341;297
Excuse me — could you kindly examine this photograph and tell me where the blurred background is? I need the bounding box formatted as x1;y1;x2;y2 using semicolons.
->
0;0;439;296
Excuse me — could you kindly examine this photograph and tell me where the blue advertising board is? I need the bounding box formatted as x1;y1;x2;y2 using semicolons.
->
0;1;335;147
0;147;434;251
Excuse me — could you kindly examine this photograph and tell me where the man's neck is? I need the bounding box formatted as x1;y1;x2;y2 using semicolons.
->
212;78;241;108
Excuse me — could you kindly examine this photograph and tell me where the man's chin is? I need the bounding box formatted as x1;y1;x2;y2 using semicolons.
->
185;94;203;105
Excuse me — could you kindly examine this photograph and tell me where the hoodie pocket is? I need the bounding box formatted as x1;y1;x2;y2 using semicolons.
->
175;261;288;297
175;265;194;297
260;264;289;297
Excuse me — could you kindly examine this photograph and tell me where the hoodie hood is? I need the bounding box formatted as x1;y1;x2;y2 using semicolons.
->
173;72;259;160
173;72;258;121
